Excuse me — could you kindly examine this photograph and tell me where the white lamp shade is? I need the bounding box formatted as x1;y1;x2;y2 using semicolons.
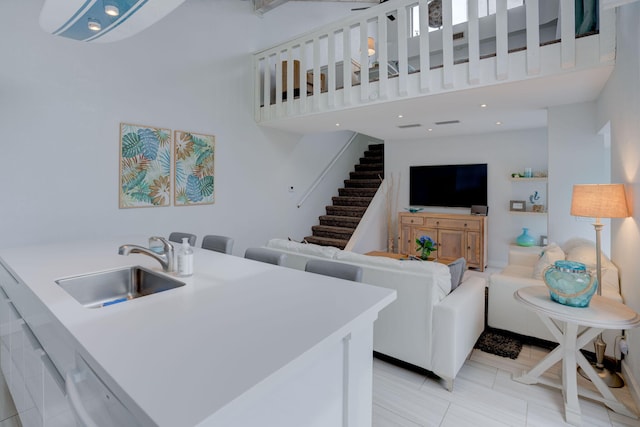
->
367;37;375;56
570;184;630;218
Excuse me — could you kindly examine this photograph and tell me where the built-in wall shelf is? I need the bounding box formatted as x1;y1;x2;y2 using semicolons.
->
509;211;548;216
509;177;548;182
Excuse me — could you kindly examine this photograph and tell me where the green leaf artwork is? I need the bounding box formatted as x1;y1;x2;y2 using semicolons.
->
119;123;172;208
174;130;215;206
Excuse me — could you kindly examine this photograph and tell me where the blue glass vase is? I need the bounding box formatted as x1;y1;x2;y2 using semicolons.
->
516;228;536;247
543;260;597;307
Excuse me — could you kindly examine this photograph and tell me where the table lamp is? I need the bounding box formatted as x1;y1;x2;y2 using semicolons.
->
570;183;630;387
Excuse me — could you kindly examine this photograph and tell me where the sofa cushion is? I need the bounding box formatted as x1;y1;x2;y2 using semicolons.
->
448;258;466;292
532;243;565;279
266;238;341;259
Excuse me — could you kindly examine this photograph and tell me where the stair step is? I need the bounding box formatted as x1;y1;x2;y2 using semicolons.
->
364;150;384;158
355;163;384;172
326;205;367;217
368;143;384;151
312;225;355;240
344;179;382;188
303;236;349;250
350;170;383;180
319;215;361;228
332;196;373;207
359;156;384;164
338;187;378;197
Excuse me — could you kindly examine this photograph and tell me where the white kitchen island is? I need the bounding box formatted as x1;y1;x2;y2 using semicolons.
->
0;237;396;426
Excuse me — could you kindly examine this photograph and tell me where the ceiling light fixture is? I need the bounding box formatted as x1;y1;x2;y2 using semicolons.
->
87;18;101;31
335;123;340;127
105;3;120;17
496;121;502;125
480;104;487;108
398;114;403;118
427;128;433;132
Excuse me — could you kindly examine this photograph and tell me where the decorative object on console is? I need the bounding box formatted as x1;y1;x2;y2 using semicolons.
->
532;204;545;213
510;200;526;212
416;235;437;260
405;207;424;213
470;205;488;215
174;130;215;206
571;183;630;388
516;228;536;247
119;123;172;209
543;260;597;307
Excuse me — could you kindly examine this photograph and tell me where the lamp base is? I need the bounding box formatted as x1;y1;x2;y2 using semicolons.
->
578;365;625;388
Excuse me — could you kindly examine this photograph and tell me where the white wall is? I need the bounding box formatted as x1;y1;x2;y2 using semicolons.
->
0;0;372;255
385;128;548;267
597;1;640;399
547;102;612;253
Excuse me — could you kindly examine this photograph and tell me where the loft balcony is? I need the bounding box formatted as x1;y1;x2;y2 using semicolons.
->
252;0;615;138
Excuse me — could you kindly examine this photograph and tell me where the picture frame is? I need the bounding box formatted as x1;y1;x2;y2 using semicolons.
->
174;130;215;206
540;235;548;246
509;200;526;212
119;123;172;209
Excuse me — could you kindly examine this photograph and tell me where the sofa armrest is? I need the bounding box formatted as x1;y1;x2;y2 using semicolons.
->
431;275;486;385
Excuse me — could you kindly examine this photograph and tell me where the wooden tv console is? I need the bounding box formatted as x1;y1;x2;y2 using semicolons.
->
398;212;488;271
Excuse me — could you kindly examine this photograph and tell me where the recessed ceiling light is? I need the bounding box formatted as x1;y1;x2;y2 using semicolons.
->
105;4;120;17
398;114;403;118
87;19;101;31
496;121;502;125
480;104;487;108
427;128;433;132
335;123;340;127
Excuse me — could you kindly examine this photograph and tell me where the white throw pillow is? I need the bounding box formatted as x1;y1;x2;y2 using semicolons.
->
565;241;620;295
532;243;565;279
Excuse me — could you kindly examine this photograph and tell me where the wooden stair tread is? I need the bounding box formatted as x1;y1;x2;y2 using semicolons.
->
303;236;349;249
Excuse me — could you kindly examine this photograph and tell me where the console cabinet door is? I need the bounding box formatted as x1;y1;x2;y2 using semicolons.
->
435;229;465;263
466;231;482;267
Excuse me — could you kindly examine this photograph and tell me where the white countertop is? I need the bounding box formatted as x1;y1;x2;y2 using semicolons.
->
0;237;396;426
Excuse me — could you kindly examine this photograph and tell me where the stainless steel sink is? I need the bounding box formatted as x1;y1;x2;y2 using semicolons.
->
56;266;185;308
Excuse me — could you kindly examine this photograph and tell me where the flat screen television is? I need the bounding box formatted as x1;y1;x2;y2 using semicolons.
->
409;163;487;208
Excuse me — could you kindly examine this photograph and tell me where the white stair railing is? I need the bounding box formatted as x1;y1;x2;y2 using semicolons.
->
254;0;614;123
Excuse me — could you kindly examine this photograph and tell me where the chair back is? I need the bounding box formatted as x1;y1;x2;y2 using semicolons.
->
201;235;234;254
169;232;197;247
244;247;286;266
304;259;363;282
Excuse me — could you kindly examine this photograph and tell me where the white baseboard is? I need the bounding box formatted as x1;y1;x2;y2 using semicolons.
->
622;360;640;412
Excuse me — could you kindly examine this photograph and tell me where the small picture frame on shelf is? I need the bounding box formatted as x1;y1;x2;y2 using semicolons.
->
540;235;548;246
510;200;526;212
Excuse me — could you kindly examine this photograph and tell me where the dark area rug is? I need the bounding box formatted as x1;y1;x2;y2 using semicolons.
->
474;329;523;359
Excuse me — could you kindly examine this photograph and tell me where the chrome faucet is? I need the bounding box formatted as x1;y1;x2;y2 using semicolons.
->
118;237;175;273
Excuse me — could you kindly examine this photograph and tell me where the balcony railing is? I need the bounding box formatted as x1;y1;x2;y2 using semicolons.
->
253;0;614;124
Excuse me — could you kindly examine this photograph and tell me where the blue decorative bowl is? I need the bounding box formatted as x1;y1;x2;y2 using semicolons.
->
543;260;597;307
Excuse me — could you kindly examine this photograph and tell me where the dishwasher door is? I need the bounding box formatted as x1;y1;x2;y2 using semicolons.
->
66;354;142;427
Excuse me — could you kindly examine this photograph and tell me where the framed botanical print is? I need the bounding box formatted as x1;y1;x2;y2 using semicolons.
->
174;130;215;206
119;123;172;208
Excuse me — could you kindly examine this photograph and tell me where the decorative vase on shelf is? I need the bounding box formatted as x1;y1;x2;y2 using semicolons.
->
516;228;536;247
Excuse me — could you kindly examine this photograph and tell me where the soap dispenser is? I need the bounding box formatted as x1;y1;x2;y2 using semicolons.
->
177;237;194;277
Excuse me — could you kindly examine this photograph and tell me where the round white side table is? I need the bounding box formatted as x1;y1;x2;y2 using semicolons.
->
513;286;640;426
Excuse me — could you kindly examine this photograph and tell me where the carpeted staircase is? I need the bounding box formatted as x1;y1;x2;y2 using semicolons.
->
304;143;384;249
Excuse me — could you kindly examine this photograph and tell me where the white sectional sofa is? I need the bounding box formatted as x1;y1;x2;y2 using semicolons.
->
488;238;623;356
265;238;486;391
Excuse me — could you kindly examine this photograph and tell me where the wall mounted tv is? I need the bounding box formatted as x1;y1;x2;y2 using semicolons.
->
409;163;488;208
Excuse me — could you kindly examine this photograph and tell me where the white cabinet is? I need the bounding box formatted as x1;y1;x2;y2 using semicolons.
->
0;263;74;427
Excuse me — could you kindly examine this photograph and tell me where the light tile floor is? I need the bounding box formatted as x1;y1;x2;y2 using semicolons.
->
0;346;638;426
373;345;640;427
